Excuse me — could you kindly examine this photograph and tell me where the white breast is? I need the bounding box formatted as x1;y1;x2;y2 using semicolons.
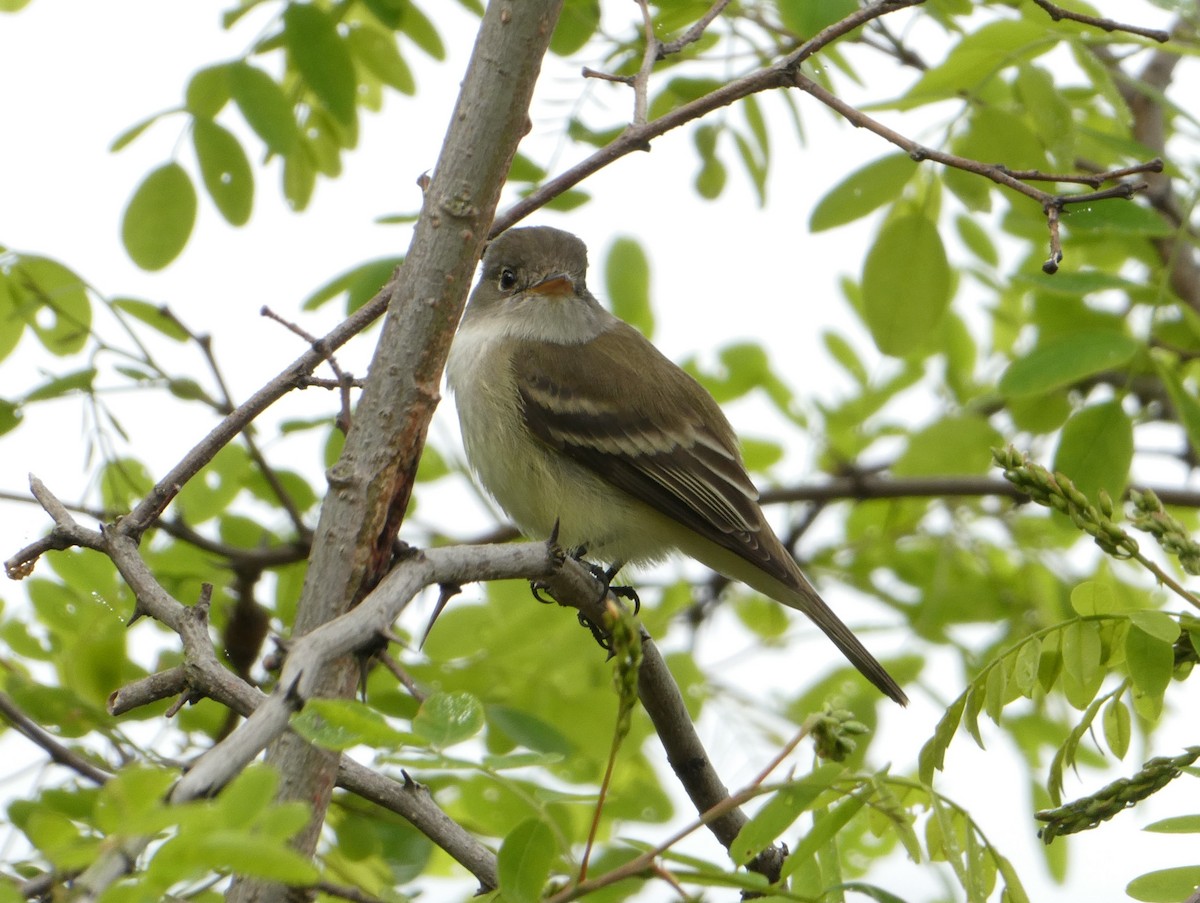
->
447;317;676;564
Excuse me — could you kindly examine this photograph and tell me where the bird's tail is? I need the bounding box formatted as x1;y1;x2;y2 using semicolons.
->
772;573;908;706
682;535;908;705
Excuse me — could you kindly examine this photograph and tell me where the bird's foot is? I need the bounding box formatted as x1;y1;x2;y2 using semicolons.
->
575;561;642;658
533;524;640;655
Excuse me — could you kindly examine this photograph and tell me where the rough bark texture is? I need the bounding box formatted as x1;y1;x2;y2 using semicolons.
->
225;2;564;900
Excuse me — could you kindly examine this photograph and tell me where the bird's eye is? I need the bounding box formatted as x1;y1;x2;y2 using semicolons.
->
498;267;518;292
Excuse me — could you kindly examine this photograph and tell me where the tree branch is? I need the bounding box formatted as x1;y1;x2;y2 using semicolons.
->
229;6;566;897
0;692;112;785
496;0;928;233
1029;0;1170;42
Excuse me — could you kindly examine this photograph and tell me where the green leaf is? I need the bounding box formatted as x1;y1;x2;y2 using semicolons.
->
605;236;653;338
122;163;198;270
1064;201;1174;238
283;141;317;211
1144;816;1200;834
0;399;21;435
109;113;160;153
185;63;231;117
741;436;784;473
508;152;546;183
9;255;92;354
0;274;25;362
823;331;867;384
733;595;789;639
23;368;96;403
834;883;910;903
1129;611;1180;644
778;0;857;36
99;456;155;513
347;23;415;95
112;298;189;342
291;699;408;751
780;792;868;879
398;2;445;60
999;331;1139;397
192;118;254;226
648;76;722;120
919;693;966;783
486;705;574;756
955;213;999;266
497;818;555;903
861;212;951;356
360;0;405;27
1102;696;1131;759
956;107;1048;173
809;154;915;232
1060;620;1103;710
1126;866;1200;903
229;61;298;154
154;830;320;883
693;124;726;199
1012;638;1042;697
1152;353;1200;460
174;444;251;523
1070;580;1118;616
412;691;485;749
892;414;1002;477
542;187;590;211
1007;391;1072;435
731;764;844;865
732;131;767;206
301;256;401;312
94;767;177;834
283;3;358;126
904;19;1051;103
1052;400;1133;501
550;0;600;56
1125;625;1173;703
1015;62;1074;163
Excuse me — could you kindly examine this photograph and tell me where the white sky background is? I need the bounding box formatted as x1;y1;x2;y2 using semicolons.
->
2;1;1199;901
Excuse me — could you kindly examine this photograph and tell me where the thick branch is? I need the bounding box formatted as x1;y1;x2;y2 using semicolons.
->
235;5;566;898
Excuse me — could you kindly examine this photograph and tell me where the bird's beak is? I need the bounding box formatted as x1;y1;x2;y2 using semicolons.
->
528;273;574;297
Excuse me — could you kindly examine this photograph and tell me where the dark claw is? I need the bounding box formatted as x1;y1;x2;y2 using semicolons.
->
608;583;641;615
578;611;615;658
588;562;641;616
530;581;556;605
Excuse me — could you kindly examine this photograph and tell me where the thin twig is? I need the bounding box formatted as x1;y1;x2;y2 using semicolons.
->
262;304;358;433
0;692;112;785
657;0;732;57
1030;0;1170;42
632;0;656;125
496;0;928;234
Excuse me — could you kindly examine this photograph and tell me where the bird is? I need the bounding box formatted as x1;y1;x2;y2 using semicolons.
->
445;226;906;705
